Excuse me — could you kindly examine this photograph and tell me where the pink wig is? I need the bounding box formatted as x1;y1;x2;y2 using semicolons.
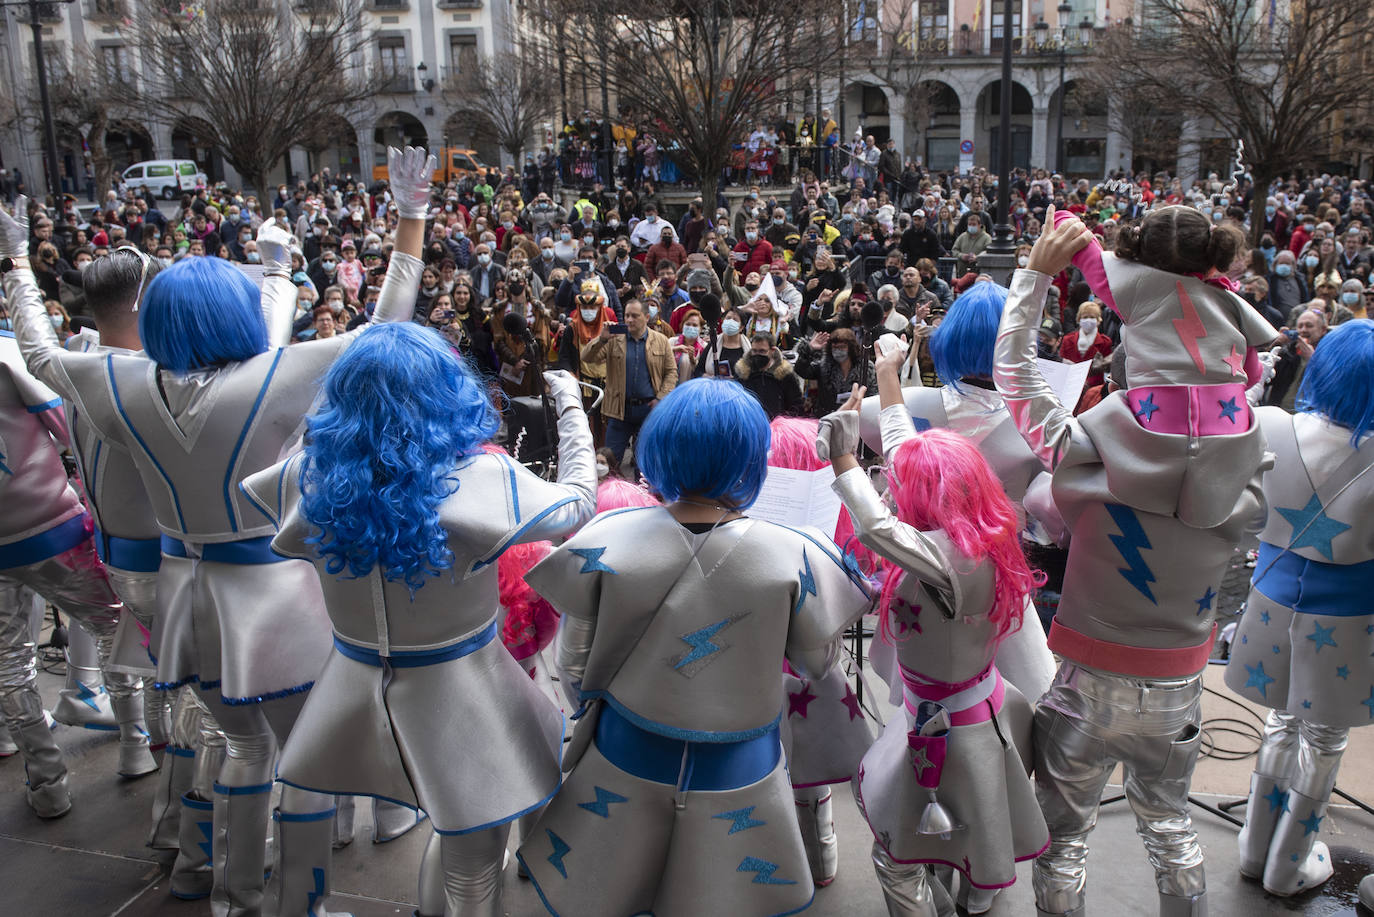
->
767;416;880;576
877;428;1041;645
498;540;560;662
596;476;661;511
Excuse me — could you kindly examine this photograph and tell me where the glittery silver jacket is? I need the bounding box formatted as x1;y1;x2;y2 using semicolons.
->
0;331;83;545
994;268;1268;655
7;255;422;543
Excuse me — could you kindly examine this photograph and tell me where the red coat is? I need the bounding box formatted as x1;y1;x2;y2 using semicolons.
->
731;239;774;279
1060;331;1113;387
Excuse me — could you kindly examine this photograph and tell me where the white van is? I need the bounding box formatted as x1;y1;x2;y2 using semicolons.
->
121;159;207;199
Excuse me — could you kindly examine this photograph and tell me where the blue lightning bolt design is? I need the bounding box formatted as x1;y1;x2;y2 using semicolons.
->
307;867;325;911
74;679;104;712
737;856;797;885
545;829;571;878
569;546;618;575
196;817;213;861
1105;504;1157;605
793;550;817;616
675;618;732;670
576;786;629;818
1171;282;1209;374
713;806;765;834
0;448;11;475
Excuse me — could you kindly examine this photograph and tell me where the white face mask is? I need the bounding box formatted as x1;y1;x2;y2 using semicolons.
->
77;260;91;272
1079;317;1098;334
1017;255;1029;267
580;308;599;322
49;313;64;329
595;460;610;478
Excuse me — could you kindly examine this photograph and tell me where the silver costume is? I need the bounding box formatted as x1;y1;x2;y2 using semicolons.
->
241;371;594;917
859;382;1058;707
0;330;145;814
517;507;872;917
994;268;1269;917
833;409;1047;917
1223;408;1374;896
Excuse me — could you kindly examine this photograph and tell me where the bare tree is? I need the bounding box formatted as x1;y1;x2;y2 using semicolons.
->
128;0;373;195
867;0;948;163
1094;0;1372;240
441;49;558;164
535;0;843;206
45;49;125;195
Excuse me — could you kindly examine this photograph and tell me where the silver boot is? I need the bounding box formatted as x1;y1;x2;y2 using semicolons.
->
10;715;71;818
267;801;352;917
171;792;215;900
331;796;356;850
1359;874;1374;910
52;625;117;730
1237;710;1299;879
210;783;273;917
873;841;940;917
416;829;443;917
795;788;839;887
1159;891;1207;916
111;690;158;778
372;797;425;843
1262;789;1333;896
149;746;197;849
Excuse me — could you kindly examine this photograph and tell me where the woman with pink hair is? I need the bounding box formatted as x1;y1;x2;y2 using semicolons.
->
820;345;1048;917
767;415;877;889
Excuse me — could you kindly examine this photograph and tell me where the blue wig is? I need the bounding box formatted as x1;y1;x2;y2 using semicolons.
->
299;322;499;592
931;281;1009;392
637;377;771;509
138;257;269;374
1298;318;1374;446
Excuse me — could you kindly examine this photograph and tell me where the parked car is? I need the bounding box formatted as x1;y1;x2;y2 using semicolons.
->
371;147;490;185
121;159;207;199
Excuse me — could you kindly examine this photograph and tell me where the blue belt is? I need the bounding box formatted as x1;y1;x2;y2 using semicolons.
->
160;534;287;565
594;702;781;792
332;621;498;668
1253;541;1374;617
0;513;92;570
94;527;162;573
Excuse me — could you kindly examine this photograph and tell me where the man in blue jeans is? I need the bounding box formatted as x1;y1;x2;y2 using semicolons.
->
580;298;677;464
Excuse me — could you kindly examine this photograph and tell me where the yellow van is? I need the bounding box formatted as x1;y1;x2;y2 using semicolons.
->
372;148;490;184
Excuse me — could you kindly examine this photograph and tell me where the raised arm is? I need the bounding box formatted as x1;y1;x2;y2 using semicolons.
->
257;222;300;347
1052;208;1116;314
994;206;1094;471
372;146;435;324
0;196;75;397
874;340;916;455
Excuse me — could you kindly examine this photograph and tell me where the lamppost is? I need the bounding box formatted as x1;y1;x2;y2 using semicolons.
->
2;0;70;202
987;0;1016;253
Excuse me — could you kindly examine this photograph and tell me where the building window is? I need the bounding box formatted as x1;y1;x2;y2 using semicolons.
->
377;36;411;92
99;44;131;85
448;34;478;77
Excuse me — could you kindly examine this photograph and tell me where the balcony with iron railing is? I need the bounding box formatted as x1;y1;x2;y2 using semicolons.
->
86;0;127;20
876;25;1101;59
365;0;409;10
370;67;415;93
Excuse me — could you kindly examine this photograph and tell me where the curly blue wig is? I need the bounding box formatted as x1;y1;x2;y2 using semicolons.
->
931;281;1008;392
299;322;499;592
1298;318;1374;446
637;377;771;509
138;256;268;374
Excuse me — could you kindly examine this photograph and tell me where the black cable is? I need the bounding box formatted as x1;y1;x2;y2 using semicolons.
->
1196;683;1266;763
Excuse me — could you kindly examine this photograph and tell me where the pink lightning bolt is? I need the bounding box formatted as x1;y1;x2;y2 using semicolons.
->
1172;282;1208;374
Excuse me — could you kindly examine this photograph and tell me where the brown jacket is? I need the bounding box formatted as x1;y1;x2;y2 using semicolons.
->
581;328;678;420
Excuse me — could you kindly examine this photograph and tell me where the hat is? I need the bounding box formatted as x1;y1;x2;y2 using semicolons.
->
685;268;713;290
340;239;356;250
362;247;383;260
1039;315;1062;336
769;258;788;271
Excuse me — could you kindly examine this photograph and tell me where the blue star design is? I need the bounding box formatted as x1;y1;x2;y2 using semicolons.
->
1336;665;1350;680
1195;587;1217;615
1275;494;1351;561
737;856;796;885
1241;635;1247;644
1299;810;1325;836
1217;397;1242;424
1263;785;1290;814
1308;621;1339;653
713;806;766;834
911;416;932;432
1367;625;1374;635
545;829;571;878
1260;610;1271;626
793;550;817;616
1134;393;1160;422
1302;699;1312;709
1273;645;1282;654
1244;662;1276;698
569;546;618;574
576;786;629;818
1363;686;1374;720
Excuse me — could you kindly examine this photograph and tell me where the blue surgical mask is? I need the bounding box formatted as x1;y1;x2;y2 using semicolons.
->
682;325;700;340
1342;291;1361;305
1275;263;1293;277
1265;206;1276;218
721;318;741;336
1304;255;1320;269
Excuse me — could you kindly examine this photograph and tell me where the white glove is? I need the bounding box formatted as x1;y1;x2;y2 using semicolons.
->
0;194;28;261
543;369;584;416
388;146;437;221
256;222;297;275
816;409;860;463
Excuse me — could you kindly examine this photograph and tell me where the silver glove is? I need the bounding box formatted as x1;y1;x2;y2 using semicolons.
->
255;222;297;275
542;369;584;417
387;146;437;221
816;409;860;463
0;194;28;261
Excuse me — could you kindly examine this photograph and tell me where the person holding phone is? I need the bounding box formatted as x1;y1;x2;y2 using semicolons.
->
580;298;678;464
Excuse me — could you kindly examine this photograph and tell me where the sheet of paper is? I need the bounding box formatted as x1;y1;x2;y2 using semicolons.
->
749;466;841;535
1036;357;1091;408
234;263;266;290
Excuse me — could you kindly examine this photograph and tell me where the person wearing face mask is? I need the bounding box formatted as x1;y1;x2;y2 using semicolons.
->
533;237;567;284
553;224;579;264
1262;196;1291;248
642;293;673;338
1268;250;1308;317
765;206;798;248
307;247;341;293
582;298;678;462
1058;300;1113;411
645;227;686;273
335;240;365;301
695;307;747;378
468;243;505;302
799;249;847;335
731;218;774;278
734;331;803;419
795;326;873;418
603;237;645;304
670;308;707;381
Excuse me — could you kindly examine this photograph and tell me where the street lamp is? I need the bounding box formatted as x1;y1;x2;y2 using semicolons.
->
988;0;1016;253
416;61;434;93
1055;1;1072;175
1;0;70;202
